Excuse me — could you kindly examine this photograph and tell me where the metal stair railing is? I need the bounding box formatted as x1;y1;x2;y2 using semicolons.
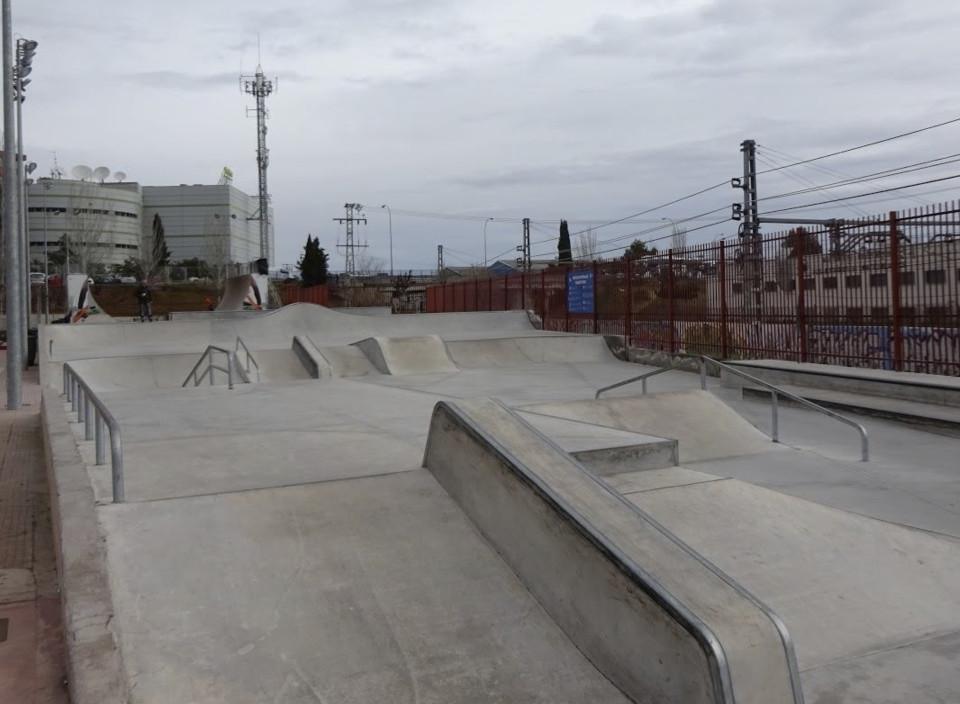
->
182;345;235;389
63;364;126;503
234;336;260;383
595;355;869;462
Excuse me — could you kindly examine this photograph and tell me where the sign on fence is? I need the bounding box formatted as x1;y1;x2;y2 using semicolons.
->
567;269;594;314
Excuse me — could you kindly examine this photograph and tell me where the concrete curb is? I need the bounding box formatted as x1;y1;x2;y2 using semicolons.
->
41;388;129;704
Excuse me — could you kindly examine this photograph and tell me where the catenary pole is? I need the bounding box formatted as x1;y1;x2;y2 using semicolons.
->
3;0;22;407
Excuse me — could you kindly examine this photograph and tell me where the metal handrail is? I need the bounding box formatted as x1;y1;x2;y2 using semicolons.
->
595;355;869;461
62;364;125;503
699;356;869;462
595;365;676;399
182;345;234;390
234;336;260;382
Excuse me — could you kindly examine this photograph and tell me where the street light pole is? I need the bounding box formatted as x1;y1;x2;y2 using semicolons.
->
3;0;22;407
380;204;393;277
482;217;494;269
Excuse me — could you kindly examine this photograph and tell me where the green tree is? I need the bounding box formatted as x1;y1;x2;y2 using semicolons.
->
296;235;329;286
558;220;573;263
151;214;172;272
625;239;658;259
783;227;823;257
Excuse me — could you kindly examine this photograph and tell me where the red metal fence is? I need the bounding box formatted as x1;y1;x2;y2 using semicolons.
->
426;201;960;376
277;283;329;306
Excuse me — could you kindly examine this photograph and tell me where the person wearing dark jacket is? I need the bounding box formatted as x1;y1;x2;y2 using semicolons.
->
135;281;153;322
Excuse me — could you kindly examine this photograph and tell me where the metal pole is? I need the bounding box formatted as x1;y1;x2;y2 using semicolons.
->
95;414;105;465
16;61;28;358
770;391;779;443
2;0;21;408
381;204;393;277
482;217;493;268
42;182;48;322
84;397;93;440
699;357;707;390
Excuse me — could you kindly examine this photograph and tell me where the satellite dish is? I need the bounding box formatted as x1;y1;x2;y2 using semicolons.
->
71;165;93;181
113;171;127;182
93;166;110;182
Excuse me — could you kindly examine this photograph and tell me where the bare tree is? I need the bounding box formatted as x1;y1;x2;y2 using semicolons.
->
68;181;110;274
671;225;688;252
194;212;233;288
575;228;598;260
354;252;384;276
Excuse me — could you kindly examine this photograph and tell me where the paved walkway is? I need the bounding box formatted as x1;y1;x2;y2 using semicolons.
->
0;356;68;703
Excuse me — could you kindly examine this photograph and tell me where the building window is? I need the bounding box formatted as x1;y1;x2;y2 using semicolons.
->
732;282;743;294
900;271;915;286
845;275;862;288
802;278;816;291
764;281;778;292
869;273;887;287
823;276;838;289
925;269;946;285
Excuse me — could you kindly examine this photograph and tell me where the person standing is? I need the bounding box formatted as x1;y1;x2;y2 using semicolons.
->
135;281;153;322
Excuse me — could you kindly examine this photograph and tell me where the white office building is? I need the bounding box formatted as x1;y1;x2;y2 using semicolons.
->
27;178;273;272
27;178;142;269
142;184;273;265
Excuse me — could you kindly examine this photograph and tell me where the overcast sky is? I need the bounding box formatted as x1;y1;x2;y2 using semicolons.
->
17;0;960;271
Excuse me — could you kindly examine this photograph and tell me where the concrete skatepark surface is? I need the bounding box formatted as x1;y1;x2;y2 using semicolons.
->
38;304;960;703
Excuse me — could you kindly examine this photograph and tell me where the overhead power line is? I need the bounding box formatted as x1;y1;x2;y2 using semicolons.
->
755;115;960;175
758;172;960;216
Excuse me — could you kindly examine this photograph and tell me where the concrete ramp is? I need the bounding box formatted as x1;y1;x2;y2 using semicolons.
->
445;334;616;368
216;274;268;311
314;343;381;377
614;468;960;702
423;399;802;704
353;335;458;375
524;390;777;462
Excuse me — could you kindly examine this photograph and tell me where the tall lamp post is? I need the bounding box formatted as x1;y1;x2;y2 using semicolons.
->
482;217;494;269
380;204;393;277
14;37;36;361
3;0;22;408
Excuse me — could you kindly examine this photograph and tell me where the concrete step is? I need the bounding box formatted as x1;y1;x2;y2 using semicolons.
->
741;384;960;433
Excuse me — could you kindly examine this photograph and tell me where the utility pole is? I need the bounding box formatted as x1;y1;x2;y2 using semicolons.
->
437;244;444;277
515;217;531;272
732;139;761;317
333;203;367;276
3;0;22;407
240;60;276;264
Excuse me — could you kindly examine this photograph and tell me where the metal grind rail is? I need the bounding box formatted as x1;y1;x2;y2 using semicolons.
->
596;355;869;462
234;336;260;382
182;345;235;389
62;363;125;503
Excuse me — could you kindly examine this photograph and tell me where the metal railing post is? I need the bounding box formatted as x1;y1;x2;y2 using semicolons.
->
71;378;78;412
111;428;124;503
699;357;707;390
770;391;779;443
95;414;105;465
641;378;648;394
84;397;94;440
77;388;85;423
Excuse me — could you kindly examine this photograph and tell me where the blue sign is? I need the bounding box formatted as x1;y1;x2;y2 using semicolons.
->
567;269;594;314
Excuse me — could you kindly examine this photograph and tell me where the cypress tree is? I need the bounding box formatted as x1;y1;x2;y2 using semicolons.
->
558;219;572;263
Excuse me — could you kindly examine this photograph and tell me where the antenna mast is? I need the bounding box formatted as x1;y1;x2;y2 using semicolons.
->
240;59;276;264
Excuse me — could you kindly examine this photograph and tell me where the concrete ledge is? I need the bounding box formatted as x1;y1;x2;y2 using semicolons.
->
291;334;329;379
353;334;458;375
41;388;128;704
723;359;960;408
572;438;679;475
423;398;802;704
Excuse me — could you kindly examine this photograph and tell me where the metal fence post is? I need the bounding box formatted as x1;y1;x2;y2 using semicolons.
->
84;397;93;440
95;414;105;465
719;240;729;359
592;260;599;335
624;257;632;347
797;230;808;363
771;391;779;442
889;210;904;371
668;249;676;353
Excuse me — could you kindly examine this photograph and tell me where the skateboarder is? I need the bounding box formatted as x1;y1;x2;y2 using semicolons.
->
135;281;153;322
